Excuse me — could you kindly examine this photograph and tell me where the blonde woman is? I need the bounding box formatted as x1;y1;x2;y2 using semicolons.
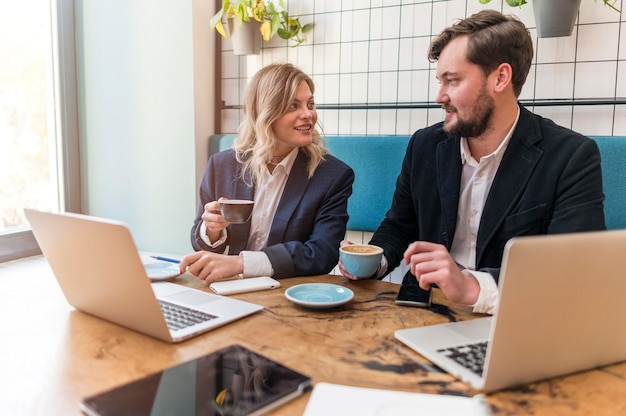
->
181;63;354;283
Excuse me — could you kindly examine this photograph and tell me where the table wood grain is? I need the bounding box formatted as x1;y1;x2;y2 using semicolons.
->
1;255;625;415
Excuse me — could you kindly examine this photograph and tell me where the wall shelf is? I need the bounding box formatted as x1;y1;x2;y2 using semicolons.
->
221;98;626;111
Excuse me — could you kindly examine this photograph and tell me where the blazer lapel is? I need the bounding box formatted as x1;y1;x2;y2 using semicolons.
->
476;112;542;263
437;136;463;249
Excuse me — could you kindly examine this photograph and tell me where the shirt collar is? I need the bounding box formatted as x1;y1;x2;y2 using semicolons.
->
271;147;298;175
460;106;521;165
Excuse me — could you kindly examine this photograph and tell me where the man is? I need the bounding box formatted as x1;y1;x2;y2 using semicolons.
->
339;10;605;314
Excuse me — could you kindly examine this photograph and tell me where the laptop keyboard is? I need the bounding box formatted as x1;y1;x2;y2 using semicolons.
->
159;300;218;331
437;341;488;376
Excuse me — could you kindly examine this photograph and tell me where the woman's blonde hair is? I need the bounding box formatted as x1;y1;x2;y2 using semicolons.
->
233;63;327;186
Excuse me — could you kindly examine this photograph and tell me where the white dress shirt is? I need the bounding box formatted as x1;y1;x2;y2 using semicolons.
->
451;109;520;314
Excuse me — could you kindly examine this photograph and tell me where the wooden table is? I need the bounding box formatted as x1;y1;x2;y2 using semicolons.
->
2;255;625;415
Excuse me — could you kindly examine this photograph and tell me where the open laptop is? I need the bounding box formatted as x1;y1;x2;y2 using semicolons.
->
395;230;626;392
24;208;263;343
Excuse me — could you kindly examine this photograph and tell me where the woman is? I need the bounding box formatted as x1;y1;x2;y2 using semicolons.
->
180;63;354;283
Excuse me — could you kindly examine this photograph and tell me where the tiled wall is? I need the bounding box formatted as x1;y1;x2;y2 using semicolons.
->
218;0;626;136
216;0;625;283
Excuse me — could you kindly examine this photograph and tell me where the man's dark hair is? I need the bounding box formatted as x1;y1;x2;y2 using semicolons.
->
428;10;533;97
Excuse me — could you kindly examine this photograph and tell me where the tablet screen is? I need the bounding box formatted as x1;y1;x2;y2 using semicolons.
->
80;344;312;416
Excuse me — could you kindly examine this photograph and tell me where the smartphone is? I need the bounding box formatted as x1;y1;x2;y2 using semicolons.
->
209;276;281;295
395;284;432;308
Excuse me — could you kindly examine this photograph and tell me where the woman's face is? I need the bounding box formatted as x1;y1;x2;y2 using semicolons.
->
272;80;317;156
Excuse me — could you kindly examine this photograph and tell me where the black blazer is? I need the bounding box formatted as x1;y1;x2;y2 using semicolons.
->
191;148;354;278
370;105;606;283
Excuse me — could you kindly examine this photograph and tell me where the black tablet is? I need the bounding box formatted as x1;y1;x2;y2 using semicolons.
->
80;344;312;416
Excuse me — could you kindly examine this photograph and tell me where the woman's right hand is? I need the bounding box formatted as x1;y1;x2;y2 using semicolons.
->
202;198;229;241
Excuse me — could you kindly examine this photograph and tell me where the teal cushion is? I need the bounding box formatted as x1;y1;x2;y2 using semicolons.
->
326;136;410;231
591;136;626;230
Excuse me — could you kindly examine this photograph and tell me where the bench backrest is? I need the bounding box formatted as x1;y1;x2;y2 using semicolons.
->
208;134;626;231
591;136;626;230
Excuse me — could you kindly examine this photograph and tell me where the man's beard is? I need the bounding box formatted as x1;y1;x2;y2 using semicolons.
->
442;86;495;138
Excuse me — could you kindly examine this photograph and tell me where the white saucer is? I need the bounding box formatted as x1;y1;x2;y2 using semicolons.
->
144;262;181;282
284;283;354;309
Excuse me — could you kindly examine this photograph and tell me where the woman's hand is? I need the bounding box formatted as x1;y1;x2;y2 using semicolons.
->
179;251;244;283
202;198;230;242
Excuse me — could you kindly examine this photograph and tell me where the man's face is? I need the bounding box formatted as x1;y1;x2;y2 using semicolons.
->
435;36;495;139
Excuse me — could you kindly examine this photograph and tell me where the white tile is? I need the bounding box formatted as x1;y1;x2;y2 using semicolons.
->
318;73;340;105
572;105;616;136
519;65;536;101
400;3;433;38
221;109;241;134
370;5;401;40
620;22;626;60
368;71;399;103
535;32;578;63
368;40;383;72
221;78;240;106
578;0;622;24
574;61;618;98
339;72;368;104
366;109;383;134
616;61;626;97
314;0;341;14
312;43;341;74
397;70;430;102
285;0;315;15
317;109;339;135
532;106;574;130
534;63;576;100
312;11;341;44
339;41;370;73
369;39;400;72
612;106;626;135
576;22;619;62
431;0;469;34
288;45;314;74
337;110;367;135
341;9;371;42
398;37;431;71
395;108;423;135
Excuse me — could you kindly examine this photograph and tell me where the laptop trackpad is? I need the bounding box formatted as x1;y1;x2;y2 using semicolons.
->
165;289;219;306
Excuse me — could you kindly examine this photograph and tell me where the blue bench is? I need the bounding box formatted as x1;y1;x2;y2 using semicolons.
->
208;134;626;231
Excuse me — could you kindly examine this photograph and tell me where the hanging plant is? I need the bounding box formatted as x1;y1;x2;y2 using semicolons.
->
210;0;313;47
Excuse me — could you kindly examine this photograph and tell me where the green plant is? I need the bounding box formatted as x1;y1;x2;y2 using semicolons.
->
210;0;313;46
479;0;620;13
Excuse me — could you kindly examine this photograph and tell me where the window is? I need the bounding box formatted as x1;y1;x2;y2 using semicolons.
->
0;0;79;262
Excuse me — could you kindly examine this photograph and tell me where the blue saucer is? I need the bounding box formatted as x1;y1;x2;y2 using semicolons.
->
144;262;181;281
285;283;354;309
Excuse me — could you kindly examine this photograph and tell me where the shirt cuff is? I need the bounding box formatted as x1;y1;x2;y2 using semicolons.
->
241;250;274;278
466;270;499;315
200;222;227;248
374;254;389;279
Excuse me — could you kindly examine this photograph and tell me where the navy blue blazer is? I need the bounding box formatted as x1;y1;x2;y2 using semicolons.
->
370;105;606;284
191;148;354;278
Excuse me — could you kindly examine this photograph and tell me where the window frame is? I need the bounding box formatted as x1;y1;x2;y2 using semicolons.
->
0;0;80;263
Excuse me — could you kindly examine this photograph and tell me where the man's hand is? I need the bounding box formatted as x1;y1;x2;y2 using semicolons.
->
403;241;480;305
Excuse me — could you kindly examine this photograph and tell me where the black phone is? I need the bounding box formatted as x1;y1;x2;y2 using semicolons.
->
395;284;432;308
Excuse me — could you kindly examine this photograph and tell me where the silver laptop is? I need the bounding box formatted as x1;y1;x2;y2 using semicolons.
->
395;230;626;392
24;208;263;343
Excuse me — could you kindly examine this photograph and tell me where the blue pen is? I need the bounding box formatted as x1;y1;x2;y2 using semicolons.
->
150;255;181;264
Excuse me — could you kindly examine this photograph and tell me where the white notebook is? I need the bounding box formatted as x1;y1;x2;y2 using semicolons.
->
303;383;490;416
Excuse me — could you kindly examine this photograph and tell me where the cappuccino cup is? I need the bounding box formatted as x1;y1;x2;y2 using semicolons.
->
339;244;383;277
